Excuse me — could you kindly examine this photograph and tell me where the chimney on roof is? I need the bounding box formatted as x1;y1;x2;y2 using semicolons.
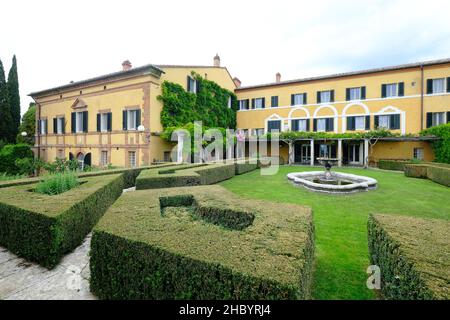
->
122;60;132;71
233;77;241;88
276;72;281;83
213;53;220;67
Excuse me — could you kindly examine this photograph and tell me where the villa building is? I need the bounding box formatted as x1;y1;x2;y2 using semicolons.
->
30;56;450;167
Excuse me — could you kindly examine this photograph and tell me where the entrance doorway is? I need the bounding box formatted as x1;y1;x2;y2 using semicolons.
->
294;144;311;164
348;144;361;165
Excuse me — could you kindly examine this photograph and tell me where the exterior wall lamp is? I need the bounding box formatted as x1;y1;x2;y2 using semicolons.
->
137;125;151;143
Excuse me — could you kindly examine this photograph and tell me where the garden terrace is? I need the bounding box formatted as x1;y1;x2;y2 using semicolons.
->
368;214;450;299
90;185;314;299
135;163;238;190
0;173;125;268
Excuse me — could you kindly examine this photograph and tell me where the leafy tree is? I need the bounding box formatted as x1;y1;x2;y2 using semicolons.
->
7;55;20;138
16;102;36;144
0;59;14;143
420;123;450;163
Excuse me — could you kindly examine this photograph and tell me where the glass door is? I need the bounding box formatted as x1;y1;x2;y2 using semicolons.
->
301;145;311;164
349;144;360;164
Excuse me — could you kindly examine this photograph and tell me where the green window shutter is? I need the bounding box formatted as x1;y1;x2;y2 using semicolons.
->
306;119;310;131
62;117;65;134
426;113;432;128
245;99;249;109
123;110;128;131
45;120;48;134
390;114;400;130
196;80;200;93
447;112;450;123
327;118;334;132
136;109;141;127
291;94;295;106
251;99;255;109
447;77;450;93
71;112;76;133
381;84;386;98
303;93;307;104
347;116;355;131
97;114;101;132
261;98;265;108
313;119;317;131
330;90;335;102
83;111;88;133
361;86;366;100
53;118;57;134
291;120;298;131
187;76;191;92
317;92;321;104
398;82;404;96
271;96;278;107
374;115;379;129
346;88;350;101
365;115;370;130
426;79;433;94
107;113;112;131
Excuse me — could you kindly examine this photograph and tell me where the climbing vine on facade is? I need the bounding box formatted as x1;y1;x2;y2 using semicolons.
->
158;72;238;130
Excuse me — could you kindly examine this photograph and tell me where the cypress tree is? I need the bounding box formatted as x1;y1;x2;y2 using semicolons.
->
7;55;20;139
0;59;14;143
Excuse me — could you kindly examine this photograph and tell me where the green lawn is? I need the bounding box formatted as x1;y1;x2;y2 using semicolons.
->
220;166;450;300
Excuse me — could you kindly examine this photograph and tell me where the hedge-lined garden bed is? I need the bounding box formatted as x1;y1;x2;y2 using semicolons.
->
90;185;315;299
0;173;126;268
368;214;449;300
135;163;237;190
404;163;450;187
377;159;412;171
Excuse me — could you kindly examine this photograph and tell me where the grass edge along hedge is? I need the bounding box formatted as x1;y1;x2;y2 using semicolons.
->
368;214;449;300
404;163;450;187
90;186;315;299
0;167;153;268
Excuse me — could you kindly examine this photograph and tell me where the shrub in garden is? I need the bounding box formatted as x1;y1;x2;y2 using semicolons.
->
90;185;315;299
377;159;412;171
35;172;79;195
368;214;449;300
0;143;34;174
0;173;126;268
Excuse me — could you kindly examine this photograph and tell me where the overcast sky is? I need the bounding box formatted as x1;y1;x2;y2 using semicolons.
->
1;0;449;115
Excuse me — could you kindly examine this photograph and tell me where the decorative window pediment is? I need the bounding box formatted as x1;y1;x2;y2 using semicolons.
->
71;98;88;110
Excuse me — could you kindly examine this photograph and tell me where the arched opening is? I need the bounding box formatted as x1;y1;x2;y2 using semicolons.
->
77;152;85;170
69;152;74;161
84;153;91;167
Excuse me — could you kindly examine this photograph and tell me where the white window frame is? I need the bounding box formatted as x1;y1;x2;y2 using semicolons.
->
75;112;84;133
227;97;232;109
56;117;64;134
354;116;365;130
127;110;138;131
238;100;248;110
320;91;331;103
128;151;137;168
101;151;108;167
292;119;308;132
100;113;108;132
432;112;445;126
317;118;327;132
293;94;305;105
378;115;391;129
432;78;445;94
413;148;424;161
40;119;46;135
385;83;398;98
188;76;197;93
349;87;361;101
254;98;264;109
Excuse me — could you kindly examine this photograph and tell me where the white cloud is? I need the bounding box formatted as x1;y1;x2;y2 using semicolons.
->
0;0;449;114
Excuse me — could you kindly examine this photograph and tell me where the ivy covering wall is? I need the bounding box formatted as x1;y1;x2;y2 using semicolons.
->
158;72;238;130
420;123;450;164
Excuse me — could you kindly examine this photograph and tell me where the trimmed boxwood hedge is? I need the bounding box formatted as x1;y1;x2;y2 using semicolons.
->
234;159;259;175
0;174;126;268
90;185;315;299
135;163;236;190
378;159;412;171
368;214;450;300
404;163;450;187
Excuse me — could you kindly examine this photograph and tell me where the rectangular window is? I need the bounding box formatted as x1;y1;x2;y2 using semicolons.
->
101;151;108;167
128;151;136;168
57;118;64;134
254;98;264;109
385;83;398;97
187;76;197;93
271;96;278;107
378;115;390;129
320;91;332;103
267;120;281;133
413;148;424;161
227;97;232;109
292;93;305;105
100;113;108;132
349;87;361;100
238;99;249;110
291;119;308;132
354;116;365;130
127;110;138;130
39;120;47;135
432;112;445;126
317;119;326;132
76;112;84;133
432;78;445;94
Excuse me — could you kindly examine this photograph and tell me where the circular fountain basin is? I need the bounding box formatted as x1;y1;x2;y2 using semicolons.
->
287;171;378;194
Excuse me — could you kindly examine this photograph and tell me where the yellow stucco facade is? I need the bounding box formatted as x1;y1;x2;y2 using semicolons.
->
30;57;449;167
